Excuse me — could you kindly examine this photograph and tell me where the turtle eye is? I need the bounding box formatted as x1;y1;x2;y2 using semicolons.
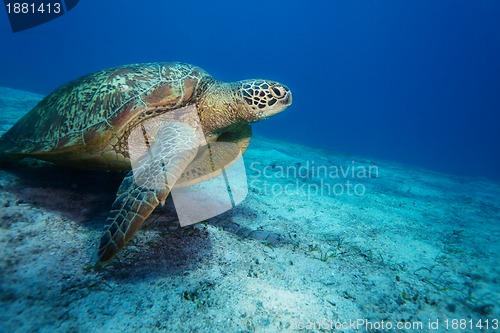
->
270;85;286;99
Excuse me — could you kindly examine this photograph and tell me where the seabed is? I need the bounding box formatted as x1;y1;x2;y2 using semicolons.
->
0;87;498;332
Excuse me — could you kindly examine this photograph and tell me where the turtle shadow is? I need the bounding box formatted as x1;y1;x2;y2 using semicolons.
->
97;216;213;281
97;205;285;280
1;159;122;227
1;160;213;276
208;206;292;248
2;160;285;277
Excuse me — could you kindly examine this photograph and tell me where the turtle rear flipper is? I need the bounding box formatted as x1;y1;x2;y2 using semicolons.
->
0;135;24;163
0;152;23;163
98;122;199;263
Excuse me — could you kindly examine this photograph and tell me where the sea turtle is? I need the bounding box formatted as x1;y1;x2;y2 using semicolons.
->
0;62;292;263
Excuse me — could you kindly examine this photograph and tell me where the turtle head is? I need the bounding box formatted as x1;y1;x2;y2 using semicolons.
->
237;80;292;122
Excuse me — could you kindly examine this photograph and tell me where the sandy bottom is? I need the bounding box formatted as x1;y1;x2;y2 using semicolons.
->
0;87;498;332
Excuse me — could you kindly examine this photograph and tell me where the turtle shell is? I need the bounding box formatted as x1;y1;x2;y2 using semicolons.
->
0;62;211;168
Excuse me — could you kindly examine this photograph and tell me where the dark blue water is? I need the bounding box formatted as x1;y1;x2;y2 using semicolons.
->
1;0;499;180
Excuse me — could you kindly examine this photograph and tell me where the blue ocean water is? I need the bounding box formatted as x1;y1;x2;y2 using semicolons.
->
1;2;500;331
0;0;499;180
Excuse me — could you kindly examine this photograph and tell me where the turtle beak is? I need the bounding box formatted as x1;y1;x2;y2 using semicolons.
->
260;89;292;119
283;90;292;106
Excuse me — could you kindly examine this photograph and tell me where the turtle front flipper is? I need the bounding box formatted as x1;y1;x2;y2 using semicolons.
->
98;122;199;263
